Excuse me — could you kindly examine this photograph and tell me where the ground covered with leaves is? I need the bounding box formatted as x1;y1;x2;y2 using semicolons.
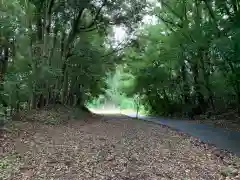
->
1;108;240;180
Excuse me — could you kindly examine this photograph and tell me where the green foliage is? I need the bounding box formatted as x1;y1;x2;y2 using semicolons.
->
119;98;135;109
121;0;240;118
0;0;147;122
3;0;240;122
87;95;106;108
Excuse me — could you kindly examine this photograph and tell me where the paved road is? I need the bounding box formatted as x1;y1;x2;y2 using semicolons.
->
126;113;240;156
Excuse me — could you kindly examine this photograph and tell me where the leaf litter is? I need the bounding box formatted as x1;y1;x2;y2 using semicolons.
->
0;109;240;180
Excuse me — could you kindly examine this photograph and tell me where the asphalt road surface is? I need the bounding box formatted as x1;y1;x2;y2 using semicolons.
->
126;113;240;156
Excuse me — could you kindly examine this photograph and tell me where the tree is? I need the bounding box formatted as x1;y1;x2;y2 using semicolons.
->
121;0;240;119
0;0;149;124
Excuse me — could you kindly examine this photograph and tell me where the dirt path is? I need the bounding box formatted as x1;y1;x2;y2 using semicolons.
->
1;113;240;180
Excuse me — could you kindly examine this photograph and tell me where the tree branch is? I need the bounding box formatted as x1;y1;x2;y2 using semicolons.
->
159;16;195;43
46;0;55;34
65;8;85;50
101;40;131;58
158;16;183;29
161;0;184;21
80;0;107;30
80;27;98;32
48;0;55;15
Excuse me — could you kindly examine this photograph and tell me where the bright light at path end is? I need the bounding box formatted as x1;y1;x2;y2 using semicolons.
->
89;108;136;115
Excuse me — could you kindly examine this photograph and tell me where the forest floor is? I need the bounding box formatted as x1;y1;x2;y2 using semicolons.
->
1;106;240;180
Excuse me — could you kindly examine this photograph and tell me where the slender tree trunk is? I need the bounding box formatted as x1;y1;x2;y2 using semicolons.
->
0;46;9;120
225;44;240;112
181;60;190;105
27;12;37;109
2;46;9;75
75;86;90;112
31;8;43;109
68;77;78;106
15;84;20;113
61;65;69;104
191;57;204;106
201;50;215;110
231;0;239;14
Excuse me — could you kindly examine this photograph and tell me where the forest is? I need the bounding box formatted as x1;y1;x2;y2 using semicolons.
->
0;0;147;123
123;0;240;120
1;1;240;179
1;0;240;124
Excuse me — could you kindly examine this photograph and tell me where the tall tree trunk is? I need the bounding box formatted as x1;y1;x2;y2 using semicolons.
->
225;44;240;112
2;46;9;74
0;46;9;121
31;8;43;109
76;86;90;112
191;58;204;106
67;76;77;106
180;60;190;105
201;50;215;110
231;0;239;14
61;65;69;104
15;84;20;113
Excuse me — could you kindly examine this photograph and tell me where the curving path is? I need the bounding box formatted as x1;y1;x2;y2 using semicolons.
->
4;113;240;179
126;113;240;156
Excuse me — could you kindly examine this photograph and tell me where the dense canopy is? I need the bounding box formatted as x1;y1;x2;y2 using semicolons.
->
119;0;240;119
0;0;147;120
